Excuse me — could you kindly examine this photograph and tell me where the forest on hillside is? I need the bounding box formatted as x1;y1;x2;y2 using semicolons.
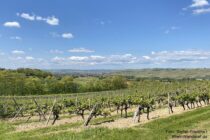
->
0;68;127;96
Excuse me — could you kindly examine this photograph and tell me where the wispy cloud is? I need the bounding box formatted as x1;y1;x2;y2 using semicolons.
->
50;32;60;38
142;56;151;60
25;56;34;60
10;36;22;40
17;13;35;21
11;50;25;55
184;0;210;15
49;50;210;67
51;53;139;66
0;50;5;56
190;0;209;8
164;26;179;34
45;16;59;26
68;48;95;53
50;49;63;54
17;12;59;26
147;50;210;63
3;49;210;68
50;32;74;39
62;33;74;39
0;50;49;68
193;7;210;14
95;19;112;26
3;21;20;28
68;56;89;61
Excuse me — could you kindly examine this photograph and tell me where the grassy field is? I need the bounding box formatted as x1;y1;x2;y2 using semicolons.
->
1;105;210;140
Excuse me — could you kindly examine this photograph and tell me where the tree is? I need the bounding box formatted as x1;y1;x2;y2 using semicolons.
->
24;77;45;95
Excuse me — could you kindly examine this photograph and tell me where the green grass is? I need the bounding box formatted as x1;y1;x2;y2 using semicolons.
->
74;77;98;85
1;106;210;140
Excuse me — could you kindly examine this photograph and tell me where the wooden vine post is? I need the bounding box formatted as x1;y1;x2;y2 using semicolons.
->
11;107;23;122
46;99;57;125
33;98;46;120
12;98;24;117
84;104;98;126
168;92;170;114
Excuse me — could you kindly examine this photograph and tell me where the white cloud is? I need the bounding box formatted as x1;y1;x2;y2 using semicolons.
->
17;13;59;26
10;36;22;40
50;49;63;54
25;56;34;60
184;0;210;15
45;16;59;26
36;16;43;21
90;55;106;61
3;21;20;28
148;50;210;63
51;56;66;63
17;13;35;21
51;54;139;66
4;49;210;68
68;56;89;61
2;52;49;68
142;56;151;60
50;32;74;39
62;33;74;39
12;50;25;55
190;0;209;8
108;54;138;64
68;48;94;53
193;8;210;14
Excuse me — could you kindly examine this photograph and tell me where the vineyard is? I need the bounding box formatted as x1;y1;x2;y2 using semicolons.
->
2;0;210;139
1;79;210;139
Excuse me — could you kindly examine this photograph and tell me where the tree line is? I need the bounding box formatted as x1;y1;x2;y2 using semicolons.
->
0;68;128;96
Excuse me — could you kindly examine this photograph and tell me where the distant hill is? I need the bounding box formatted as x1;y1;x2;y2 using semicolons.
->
113;68;210;79
46;69;119;77
46;68;210;79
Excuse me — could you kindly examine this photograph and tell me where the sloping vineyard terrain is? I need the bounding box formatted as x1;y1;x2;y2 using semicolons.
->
1;69;210;140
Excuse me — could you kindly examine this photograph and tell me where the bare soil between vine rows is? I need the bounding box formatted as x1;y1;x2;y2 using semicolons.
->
10;104;207;133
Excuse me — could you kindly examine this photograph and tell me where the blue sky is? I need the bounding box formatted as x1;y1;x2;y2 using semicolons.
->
1;0;210;69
